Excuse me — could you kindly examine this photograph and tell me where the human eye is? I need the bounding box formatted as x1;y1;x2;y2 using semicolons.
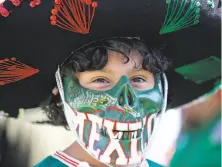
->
131;76;146;83
92;78;109;83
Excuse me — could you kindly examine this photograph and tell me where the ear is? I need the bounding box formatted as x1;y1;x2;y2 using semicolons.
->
52;87;59;95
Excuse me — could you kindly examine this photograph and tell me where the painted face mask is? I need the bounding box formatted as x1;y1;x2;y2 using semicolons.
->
60;74;163;165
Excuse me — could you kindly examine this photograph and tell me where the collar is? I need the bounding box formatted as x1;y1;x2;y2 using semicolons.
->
52;151;91;167
52;151;151;167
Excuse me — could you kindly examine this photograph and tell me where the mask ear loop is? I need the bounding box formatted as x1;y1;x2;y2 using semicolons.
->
55;68;87;154
158;73;168;118
55;67;81;141
156;73;168;120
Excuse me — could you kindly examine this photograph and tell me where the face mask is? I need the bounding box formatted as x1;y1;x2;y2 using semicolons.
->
62;75;163;165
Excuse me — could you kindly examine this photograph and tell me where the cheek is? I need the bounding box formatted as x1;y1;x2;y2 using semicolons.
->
133;82;155;90
79;81;89;88
145;76;155;89
78;80;93;90
76;73;94;89
147;76;155;89
145;81;155;89
80;82;111;91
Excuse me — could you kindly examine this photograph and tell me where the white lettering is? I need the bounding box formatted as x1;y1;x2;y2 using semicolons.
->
99;119;128;164
87;114;102;158
128;121;142;164
129;139;141;164
73;112;86;145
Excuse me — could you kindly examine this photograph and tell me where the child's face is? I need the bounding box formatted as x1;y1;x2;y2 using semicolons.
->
76;50;155;91
62;50;163;165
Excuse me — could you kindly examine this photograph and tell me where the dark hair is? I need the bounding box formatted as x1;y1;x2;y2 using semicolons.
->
43;38;172;127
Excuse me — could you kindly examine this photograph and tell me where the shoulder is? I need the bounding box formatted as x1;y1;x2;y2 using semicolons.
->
33;151;81;167
33;155;68;167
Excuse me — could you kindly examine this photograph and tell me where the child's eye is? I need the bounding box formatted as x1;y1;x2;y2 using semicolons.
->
131;77;146;83
92;78;109;83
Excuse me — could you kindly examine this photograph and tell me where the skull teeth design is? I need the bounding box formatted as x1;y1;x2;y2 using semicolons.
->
100;127;143;140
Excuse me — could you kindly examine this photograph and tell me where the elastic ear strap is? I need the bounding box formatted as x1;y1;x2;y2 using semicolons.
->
55;67;71;128
55;67;65;102
55;68;74;130
158;76;163;94
55;68;76;130
161;73;168;115
55;68;88;152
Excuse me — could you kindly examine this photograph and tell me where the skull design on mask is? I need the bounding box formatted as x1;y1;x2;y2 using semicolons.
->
60;74;163;166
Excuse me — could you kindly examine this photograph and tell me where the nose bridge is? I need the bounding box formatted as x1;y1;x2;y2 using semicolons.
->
118;80;136;107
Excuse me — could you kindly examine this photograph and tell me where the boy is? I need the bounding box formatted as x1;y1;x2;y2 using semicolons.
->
0;0;219;166
36;38;170;167
35;38;221;167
